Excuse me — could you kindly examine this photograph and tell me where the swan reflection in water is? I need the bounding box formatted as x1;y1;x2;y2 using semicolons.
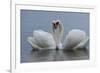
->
27;20;89;62
29;48;89;62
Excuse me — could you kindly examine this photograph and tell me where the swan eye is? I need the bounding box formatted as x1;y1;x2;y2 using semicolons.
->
56;22;59;25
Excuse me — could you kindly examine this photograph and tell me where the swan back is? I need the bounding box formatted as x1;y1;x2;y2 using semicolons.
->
63;29;87;50
33;30;56;48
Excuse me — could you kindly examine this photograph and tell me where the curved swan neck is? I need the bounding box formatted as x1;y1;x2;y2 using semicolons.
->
53;23;64;50
59;23;64;34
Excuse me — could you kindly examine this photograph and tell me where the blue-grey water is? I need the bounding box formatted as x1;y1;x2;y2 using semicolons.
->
21;10;89;63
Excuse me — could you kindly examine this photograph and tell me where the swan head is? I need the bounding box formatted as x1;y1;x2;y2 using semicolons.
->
52;20;60;29
52;20;64;33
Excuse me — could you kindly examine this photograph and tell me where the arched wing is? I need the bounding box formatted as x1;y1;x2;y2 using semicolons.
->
73;37;89;50
27;30;56;50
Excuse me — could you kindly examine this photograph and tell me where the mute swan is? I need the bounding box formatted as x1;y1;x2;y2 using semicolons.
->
51;20;89;50
27;20;63;50
28;20;89;51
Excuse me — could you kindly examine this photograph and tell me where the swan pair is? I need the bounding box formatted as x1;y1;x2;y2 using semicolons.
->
27;20;89;51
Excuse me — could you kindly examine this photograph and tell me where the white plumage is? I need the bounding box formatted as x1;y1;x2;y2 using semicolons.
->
28;30;56;50
63;29;89;50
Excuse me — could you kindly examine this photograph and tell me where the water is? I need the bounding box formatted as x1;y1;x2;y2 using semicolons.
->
21;10;89;63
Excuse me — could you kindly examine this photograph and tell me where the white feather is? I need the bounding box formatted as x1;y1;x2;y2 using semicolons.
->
63;29;89;50
27;30;56;50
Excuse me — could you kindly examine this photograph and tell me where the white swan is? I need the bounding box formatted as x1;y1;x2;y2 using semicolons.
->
27;20;63;50
27;20;89;50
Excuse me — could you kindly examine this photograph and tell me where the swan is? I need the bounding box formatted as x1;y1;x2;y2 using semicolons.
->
51;20;89;50
27;20;63;50
27;20;89;50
